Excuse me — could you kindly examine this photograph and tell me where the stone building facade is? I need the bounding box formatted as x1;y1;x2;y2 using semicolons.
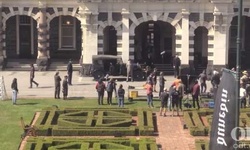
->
0;0;249;71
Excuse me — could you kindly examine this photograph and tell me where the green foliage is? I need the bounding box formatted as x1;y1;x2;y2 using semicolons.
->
0;98;160;150
24;137;158;150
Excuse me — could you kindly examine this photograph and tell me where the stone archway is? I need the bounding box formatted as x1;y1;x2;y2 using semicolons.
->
129;12;182;63
5;15;38;58
194;26;208;69
103;26;117;56
189;21;214;71
134;21;176;65
229;16;250;70
49;15;81;59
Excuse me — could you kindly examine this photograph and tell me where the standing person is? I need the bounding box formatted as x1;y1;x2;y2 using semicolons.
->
158;71;166;97
11;78;18;105
240;70;249;89
177;80;185;111
171;86;180;116
29;63;39;88
240;83;247;108
95;78;106;105
67;59;73;85
159;88;169;117
106;78;115;105
54;71;61;99
117;84;125;107
168;85;174;111
62;76;68;100
126;59;134;82
199;70;207;93
152;68;157;92
173;54;181;78
192;80;200;109
211;70;220;89
145;82;154;108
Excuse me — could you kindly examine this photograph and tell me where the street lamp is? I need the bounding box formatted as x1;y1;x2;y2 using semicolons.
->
235;0;243;149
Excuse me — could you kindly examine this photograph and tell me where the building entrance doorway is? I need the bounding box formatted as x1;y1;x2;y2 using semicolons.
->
103;26;117;71
229;16;250;70
134;21;175;65
194;26;208;70
19;15;33;58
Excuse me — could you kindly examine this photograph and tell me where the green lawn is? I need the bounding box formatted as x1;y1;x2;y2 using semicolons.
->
0;98;160;150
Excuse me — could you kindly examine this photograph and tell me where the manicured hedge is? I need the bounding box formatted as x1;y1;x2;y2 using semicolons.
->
195;139;250;150
184;109;250;136
33;107;155;136
24;137;158;150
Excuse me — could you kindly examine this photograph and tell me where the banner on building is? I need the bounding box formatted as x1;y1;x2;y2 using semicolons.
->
209;69;237;150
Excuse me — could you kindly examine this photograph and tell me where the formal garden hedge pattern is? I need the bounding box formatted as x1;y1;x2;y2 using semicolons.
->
184;109;250;136
195;139;250;150
33;107;155;136
24;137;158;150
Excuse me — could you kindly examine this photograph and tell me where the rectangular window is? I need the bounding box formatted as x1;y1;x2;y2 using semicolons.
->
59;16;76;50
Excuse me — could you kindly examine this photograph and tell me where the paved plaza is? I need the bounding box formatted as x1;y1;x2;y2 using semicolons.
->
0;71;212;99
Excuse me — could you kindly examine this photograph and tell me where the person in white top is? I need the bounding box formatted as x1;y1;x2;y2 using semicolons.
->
240;84;247;108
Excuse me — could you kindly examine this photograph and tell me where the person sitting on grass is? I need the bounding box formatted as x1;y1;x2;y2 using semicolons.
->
159;88;169;117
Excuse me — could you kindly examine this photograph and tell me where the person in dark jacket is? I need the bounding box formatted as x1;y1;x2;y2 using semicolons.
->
95;78;106;105
158;72;166;97
152;68;157;92
117;84;125;107
54;71;61;99
11;78;18;105
29;63;39;88
159;88;169;117
173;54;181;78
106;78;116;105
67;59;73;85
171;86;180;116
62;76;68;100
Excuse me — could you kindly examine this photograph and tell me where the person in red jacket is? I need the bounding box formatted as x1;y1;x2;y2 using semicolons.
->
145;82;154;108
192;80;200;109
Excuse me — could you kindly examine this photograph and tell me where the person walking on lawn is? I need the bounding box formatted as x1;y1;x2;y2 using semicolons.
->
159;71;166;97
192;80;200;109
11;78;18;105
145;81;154;108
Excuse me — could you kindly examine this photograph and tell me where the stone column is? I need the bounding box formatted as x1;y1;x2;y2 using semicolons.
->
181;9;190;68
213;12;229;70
0;7;4;70
121;9;130;62
79;8;99;75
36;7;48;71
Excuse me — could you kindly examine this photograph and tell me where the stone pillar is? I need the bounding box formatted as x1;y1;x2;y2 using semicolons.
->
79;8;98;75
36;7;48;71
213;12;229;71
121;9;130;62
0;7;4;70
181;9;190;68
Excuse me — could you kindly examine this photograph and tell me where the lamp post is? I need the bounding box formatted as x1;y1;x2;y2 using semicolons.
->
235;0;243;149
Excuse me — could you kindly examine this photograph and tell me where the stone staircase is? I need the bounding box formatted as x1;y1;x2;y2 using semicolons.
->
48;59;81;71
153;64;174;75
4;59;81;71
5;59;37;71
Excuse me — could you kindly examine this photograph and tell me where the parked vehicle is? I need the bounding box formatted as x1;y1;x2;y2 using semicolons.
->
90;55;146;81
